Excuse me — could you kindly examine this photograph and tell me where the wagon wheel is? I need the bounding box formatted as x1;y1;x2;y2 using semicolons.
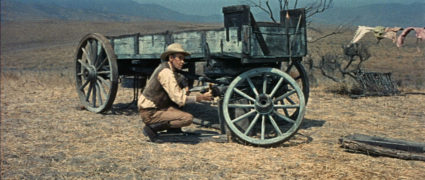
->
75;33;118;113
281;60;309;119
222;68;305;146
282;59;309;104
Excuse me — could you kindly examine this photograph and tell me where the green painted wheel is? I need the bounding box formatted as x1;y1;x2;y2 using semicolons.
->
222;68;305;146
75;33;118;113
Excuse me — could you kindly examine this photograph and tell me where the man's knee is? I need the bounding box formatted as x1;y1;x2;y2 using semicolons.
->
181;113;193;126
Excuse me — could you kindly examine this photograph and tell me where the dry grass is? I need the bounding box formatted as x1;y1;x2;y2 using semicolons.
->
1;20;425;179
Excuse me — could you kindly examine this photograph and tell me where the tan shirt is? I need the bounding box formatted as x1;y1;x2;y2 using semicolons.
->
138;66;196;109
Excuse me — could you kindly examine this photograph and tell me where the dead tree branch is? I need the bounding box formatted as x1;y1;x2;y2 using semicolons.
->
246;0;278;23
246;0;334;24
265;1;276;22
305;0;333;18
315;43;371;83
308;24;347;43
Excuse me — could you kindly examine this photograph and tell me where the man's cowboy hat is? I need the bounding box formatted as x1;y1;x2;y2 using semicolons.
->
160;43;190;60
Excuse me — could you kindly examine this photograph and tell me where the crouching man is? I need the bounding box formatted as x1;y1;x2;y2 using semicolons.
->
138;43;213;141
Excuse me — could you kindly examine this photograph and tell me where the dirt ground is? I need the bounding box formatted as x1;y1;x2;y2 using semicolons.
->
1;20;424;179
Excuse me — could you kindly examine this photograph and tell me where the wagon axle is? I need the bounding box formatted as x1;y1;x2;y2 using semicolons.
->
83;66;98;82
255;94;274;114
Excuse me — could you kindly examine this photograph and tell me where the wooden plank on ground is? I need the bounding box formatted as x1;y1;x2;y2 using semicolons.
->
339;133;425;161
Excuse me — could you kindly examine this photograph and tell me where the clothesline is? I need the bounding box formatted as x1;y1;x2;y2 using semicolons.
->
350;26;425;47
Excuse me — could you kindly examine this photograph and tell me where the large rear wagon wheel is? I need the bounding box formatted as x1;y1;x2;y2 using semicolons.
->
281;59;309;119
222;68;306;146
282;59;309;105
75;33;118;113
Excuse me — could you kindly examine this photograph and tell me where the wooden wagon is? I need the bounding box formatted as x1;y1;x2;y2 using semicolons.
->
74;5;309;146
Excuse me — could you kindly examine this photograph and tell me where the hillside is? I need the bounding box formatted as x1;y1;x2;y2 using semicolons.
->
0;0;221;22
2;1;424;26
312;3;425;27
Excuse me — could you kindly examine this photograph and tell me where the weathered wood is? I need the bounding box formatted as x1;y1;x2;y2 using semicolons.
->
339;134;425;161
250;13;270;55
109;18;307;61
154;131;228;144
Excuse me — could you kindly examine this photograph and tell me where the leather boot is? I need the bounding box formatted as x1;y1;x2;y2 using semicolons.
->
149;122;170;132
142;124;157;142
142;122;170;141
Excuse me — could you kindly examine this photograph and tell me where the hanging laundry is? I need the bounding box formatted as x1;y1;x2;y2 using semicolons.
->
383;27;403;43
350;26;390;44
350;26;375;43
373;26;386;40
396;27;425;47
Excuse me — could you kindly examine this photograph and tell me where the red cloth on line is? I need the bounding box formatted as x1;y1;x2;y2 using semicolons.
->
396;27;425;47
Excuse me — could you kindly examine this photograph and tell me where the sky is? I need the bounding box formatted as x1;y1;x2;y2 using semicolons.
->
132;0;423;16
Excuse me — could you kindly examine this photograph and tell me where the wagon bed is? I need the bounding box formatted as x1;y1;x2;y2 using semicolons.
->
110;22;307;63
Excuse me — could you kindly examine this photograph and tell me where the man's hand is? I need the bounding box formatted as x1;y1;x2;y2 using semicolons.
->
185;86;190;95
196;90;213;102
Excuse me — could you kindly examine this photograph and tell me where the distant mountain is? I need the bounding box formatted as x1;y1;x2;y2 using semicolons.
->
1;0;221;22
312;2;425;27
2;0;424;27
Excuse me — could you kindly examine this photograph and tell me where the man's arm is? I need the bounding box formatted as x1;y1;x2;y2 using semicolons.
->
158;69;212;106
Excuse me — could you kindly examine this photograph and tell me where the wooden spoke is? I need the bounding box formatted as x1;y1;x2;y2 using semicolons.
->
97;71;111;75
88;40;95;65
274;89;296;102
280;100;290;117
91;40;98;65
268;115;283;136
86;82;93;102
97;80;107;99
95;47;105;67
286;96;296;104
84;43;93;65
261;115;266;140
231;110;256;123
228;104;255;108
270;77;284;97
96;57;108;71
97;76;111;88
92;81;97;107
77;59;90;69
273;110;296;124
246;77;259;97
274;104;299;109
234;88;256;102
95;83;103;106
79;79;90;91
262;74;267;94
244;113;260;135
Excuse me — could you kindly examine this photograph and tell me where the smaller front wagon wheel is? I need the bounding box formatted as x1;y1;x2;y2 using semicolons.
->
222;67;306;146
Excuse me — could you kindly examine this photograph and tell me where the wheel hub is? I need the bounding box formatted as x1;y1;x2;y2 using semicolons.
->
255;94;273;114
83;66;97;82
